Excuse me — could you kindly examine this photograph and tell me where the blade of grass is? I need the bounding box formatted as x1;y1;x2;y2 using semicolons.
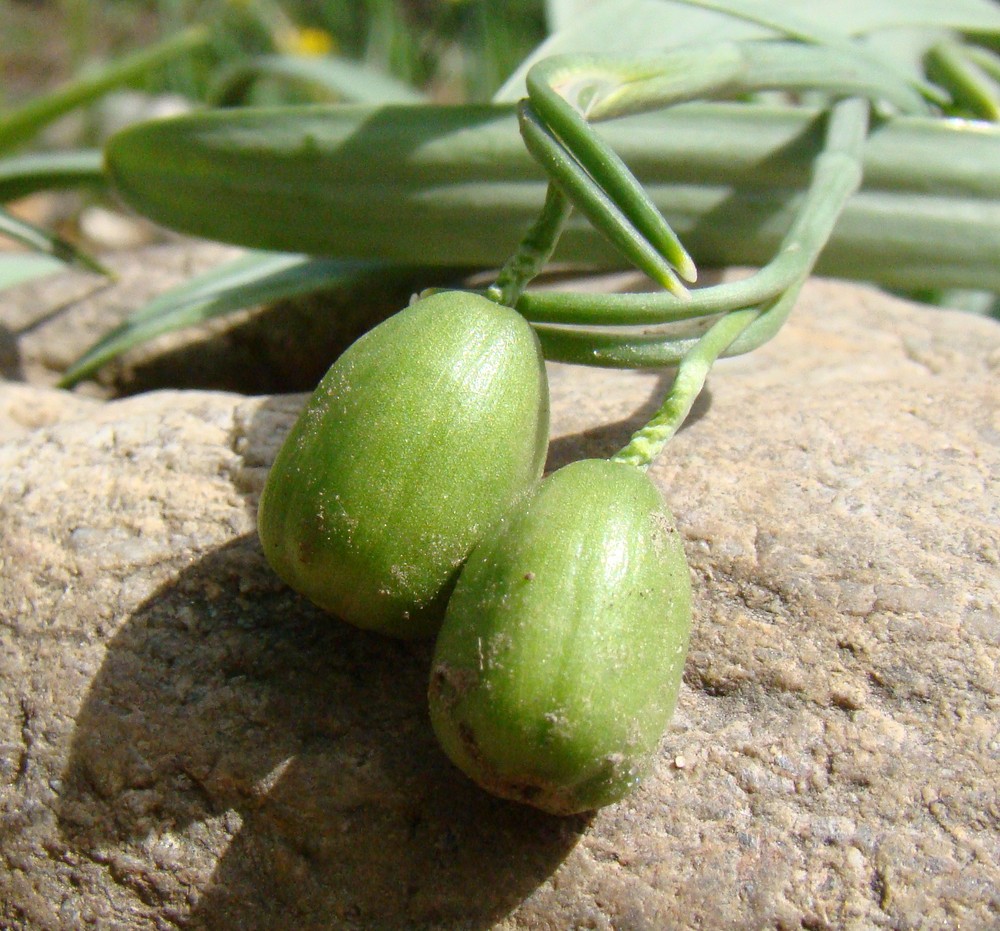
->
0;253;66;289
58;251;394;387
0;149;104;202
0;26;209;155
0;206;107;275
926;40;1000;119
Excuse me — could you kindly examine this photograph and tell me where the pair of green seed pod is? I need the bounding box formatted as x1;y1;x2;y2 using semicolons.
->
257;290;692;814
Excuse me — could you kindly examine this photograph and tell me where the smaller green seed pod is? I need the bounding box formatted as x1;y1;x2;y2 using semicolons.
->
429;458;692;814
257;290;549;638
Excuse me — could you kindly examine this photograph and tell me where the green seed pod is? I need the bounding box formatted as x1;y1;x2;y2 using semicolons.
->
257;290;549;638
429;458;691;814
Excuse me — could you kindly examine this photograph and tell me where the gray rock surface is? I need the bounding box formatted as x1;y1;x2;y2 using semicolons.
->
1;260;998;929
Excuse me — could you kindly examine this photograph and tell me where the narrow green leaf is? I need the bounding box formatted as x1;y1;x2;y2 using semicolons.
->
58;251;391;387
668;0;948;104
0;150;105;202
498;0;754;101
518;101;691;295
0;206;107;274
926;41;1000;119
0;252;66;290
789;0;1000;36
0;26;208;155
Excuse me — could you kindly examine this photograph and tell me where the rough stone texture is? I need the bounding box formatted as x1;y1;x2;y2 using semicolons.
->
1;257;998;930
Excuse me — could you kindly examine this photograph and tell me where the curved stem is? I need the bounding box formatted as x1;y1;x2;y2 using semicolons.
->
603;97;868;469
609;305;763;469
529;41;928;124
532;96;868;367
517;38;925;315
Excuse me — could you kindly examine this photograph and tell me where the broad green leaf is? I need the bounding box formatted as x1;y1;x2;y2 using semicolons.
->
497;0;746;101
208;54;427;106
544;0;609;34
673;0;1000;42
0;150;104;202
0;252;65;290
496;0;1000;100
103;101;1000;292
0;26;208;155
59;251;392;387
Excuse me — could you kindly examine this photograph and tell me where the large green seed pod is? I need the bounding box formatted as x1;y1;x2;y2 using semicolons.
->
429;458;691;814
257;290;549;638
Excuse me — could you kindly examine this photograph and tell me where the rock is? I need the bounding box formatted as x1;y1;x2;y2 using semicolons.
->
1;268;998;930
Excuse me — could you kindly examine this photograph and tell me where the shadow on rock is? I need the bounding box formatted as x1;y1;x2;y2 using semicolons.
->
0;323;22;380
108;269;460;398
58;535;587;929
546;373;711;472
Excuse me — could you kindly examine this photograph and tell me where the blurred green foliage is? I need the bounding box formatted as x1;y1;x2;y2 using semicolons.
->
1;0;548;107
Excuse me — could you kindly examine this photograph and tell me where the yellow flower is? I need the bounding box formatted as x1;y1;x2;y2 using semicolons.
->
280;26;336;58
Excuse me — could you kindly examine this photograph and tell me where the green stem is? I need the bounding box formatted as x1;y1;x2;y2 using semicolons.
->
605;97;868;467
530;42;927;125
516;144;856;326
516;39;925;310
609;306;762;469
487;182;572;306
